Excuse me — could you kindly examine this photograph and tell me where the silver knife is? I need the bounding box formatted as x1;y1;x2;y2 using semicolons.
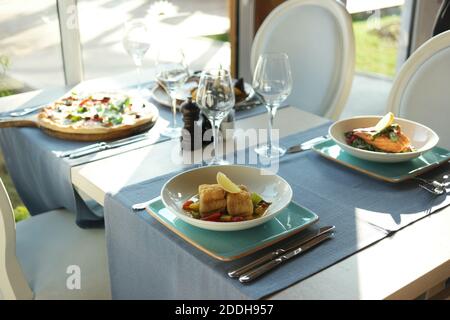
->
58;133;150;158
68;133;150;159
286;135;330;154
239;231;334;283
58;142;107;158
228;225;335;278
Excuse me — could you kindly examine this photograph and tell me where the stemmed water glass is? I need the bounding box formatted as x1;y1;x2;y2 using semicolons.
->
196;68;235;165
155;48;189;138
122;19;151;95
252;53;293;159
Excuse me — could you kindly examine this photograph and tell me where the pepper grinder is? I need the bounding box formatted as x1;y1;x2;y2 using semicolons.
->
180;97;202;151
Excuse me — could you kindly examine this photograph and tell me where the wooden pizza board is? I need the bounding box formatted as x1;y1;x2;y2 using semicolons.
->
0;112;158;142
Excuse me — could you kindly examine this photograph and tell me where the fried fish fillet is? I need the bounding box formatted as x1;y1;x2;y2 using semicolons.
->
353;129;411;153
199;184;226;214
226;185;253;217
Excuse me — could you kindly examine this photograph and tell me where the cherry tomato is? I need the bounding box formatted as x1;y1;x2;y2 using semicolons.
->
182;200;194;210
79;98;90;106
201;212;221;221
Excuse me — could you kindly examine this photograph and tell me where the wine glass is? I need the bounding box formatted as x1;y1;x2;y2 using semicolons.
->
252;53;293;158
122;19;151;94
196;68;235;165
155;48;189;138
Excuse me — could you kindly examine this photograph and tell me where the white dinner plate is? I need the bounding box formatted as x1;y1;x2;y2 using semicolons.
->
151;81;255;109
161;165;293;231
329;116;439;163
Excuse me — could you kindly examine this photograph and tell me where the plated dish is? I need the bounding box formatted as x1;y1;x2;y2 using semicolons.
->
161;165;293;231
191;78;252;105
329;113;439;163
38;91;158;140
182;172;271;223
345;113;413;153
151;77;255;108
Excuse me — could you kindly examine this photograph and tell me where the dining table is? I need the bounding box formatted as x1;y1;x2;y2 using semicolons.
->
0;70;449;300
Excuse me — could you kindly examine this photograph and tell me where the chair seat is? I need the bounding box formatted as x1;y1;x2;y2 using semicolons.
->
15;209;111;300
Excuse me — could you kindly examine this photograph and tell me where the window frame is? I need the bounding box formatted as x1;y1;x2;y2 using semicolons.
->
56;0;84;86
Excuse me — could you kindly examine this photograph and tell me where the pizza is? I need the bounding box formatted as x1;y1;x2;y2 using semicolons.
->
37;91;158;136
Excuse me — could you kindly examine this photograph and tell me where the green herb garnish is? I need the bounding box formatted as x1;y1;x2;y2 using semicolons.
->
109;103;120;112
124;97;131;108
351;137;379;152
389;131;398;142
110;116;123;125
67;115;82;122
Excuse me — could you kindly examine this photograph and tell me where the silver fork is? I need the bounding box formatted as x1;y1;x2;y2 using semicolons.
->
8;105;45;117
413;177;449;195
132;200;154;211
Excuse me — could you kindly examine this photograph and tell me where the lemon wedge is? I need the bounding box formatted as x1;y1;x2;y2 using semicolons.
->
374;112;395;133
216;172;241;193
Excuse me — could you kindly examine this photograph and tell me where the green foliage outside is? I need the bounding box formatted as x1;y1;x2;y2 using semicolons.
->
0;55;9;74
0;55;30;222
0;154;30;222
353;14;401;77
204;33;229;43
0;54;14;97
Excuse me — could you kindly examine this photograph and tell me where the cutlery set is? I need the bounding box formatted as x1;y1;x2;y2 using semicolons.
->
6;104;46;117
413;176;449;195
0;104;46;128
58;132;151;159
228;226;335;283
286;135;330;154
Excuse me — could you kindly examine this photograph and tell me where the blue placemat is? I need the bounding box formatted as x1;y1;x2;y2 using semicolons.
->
104;122;449;299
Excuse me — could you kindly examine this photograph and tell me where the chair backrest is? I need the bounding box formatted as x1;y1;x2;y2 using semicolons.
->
386;30;450;149
250;0;355;120
0;179;33;300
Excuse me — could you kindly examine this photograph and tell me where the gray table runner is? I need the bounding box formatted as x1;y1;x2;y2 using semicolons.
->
0;101;267;228
103;123;449;299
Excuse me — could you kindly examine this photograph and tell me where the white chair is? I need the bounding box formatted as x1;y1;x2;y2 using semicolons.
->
386;30;450;149
250;0;355;120
0;179;111;300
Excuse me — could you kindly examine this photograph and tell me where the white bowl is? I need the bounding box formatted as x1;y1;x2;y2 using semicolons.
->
161;165;293;231
329;116;439;163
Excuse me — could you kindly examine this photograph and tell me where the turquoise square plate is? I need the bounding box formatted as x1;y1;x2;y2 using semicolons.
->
313;139;450;182
145;197;318;261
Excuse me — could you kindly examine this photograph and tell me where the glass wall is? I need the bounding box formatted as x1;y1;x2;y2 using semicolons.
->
77;0;231;81
0;0;65;221
340;0;407;119
347;0;405;77
0;0;65;96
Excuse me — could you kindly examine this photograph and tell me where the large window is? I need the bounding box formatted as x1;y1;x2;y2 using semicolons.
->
0;0;65;96
77;0;231;81
340;0;409;118
0;1;65;222
348;1;405;77
0;0;231;96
